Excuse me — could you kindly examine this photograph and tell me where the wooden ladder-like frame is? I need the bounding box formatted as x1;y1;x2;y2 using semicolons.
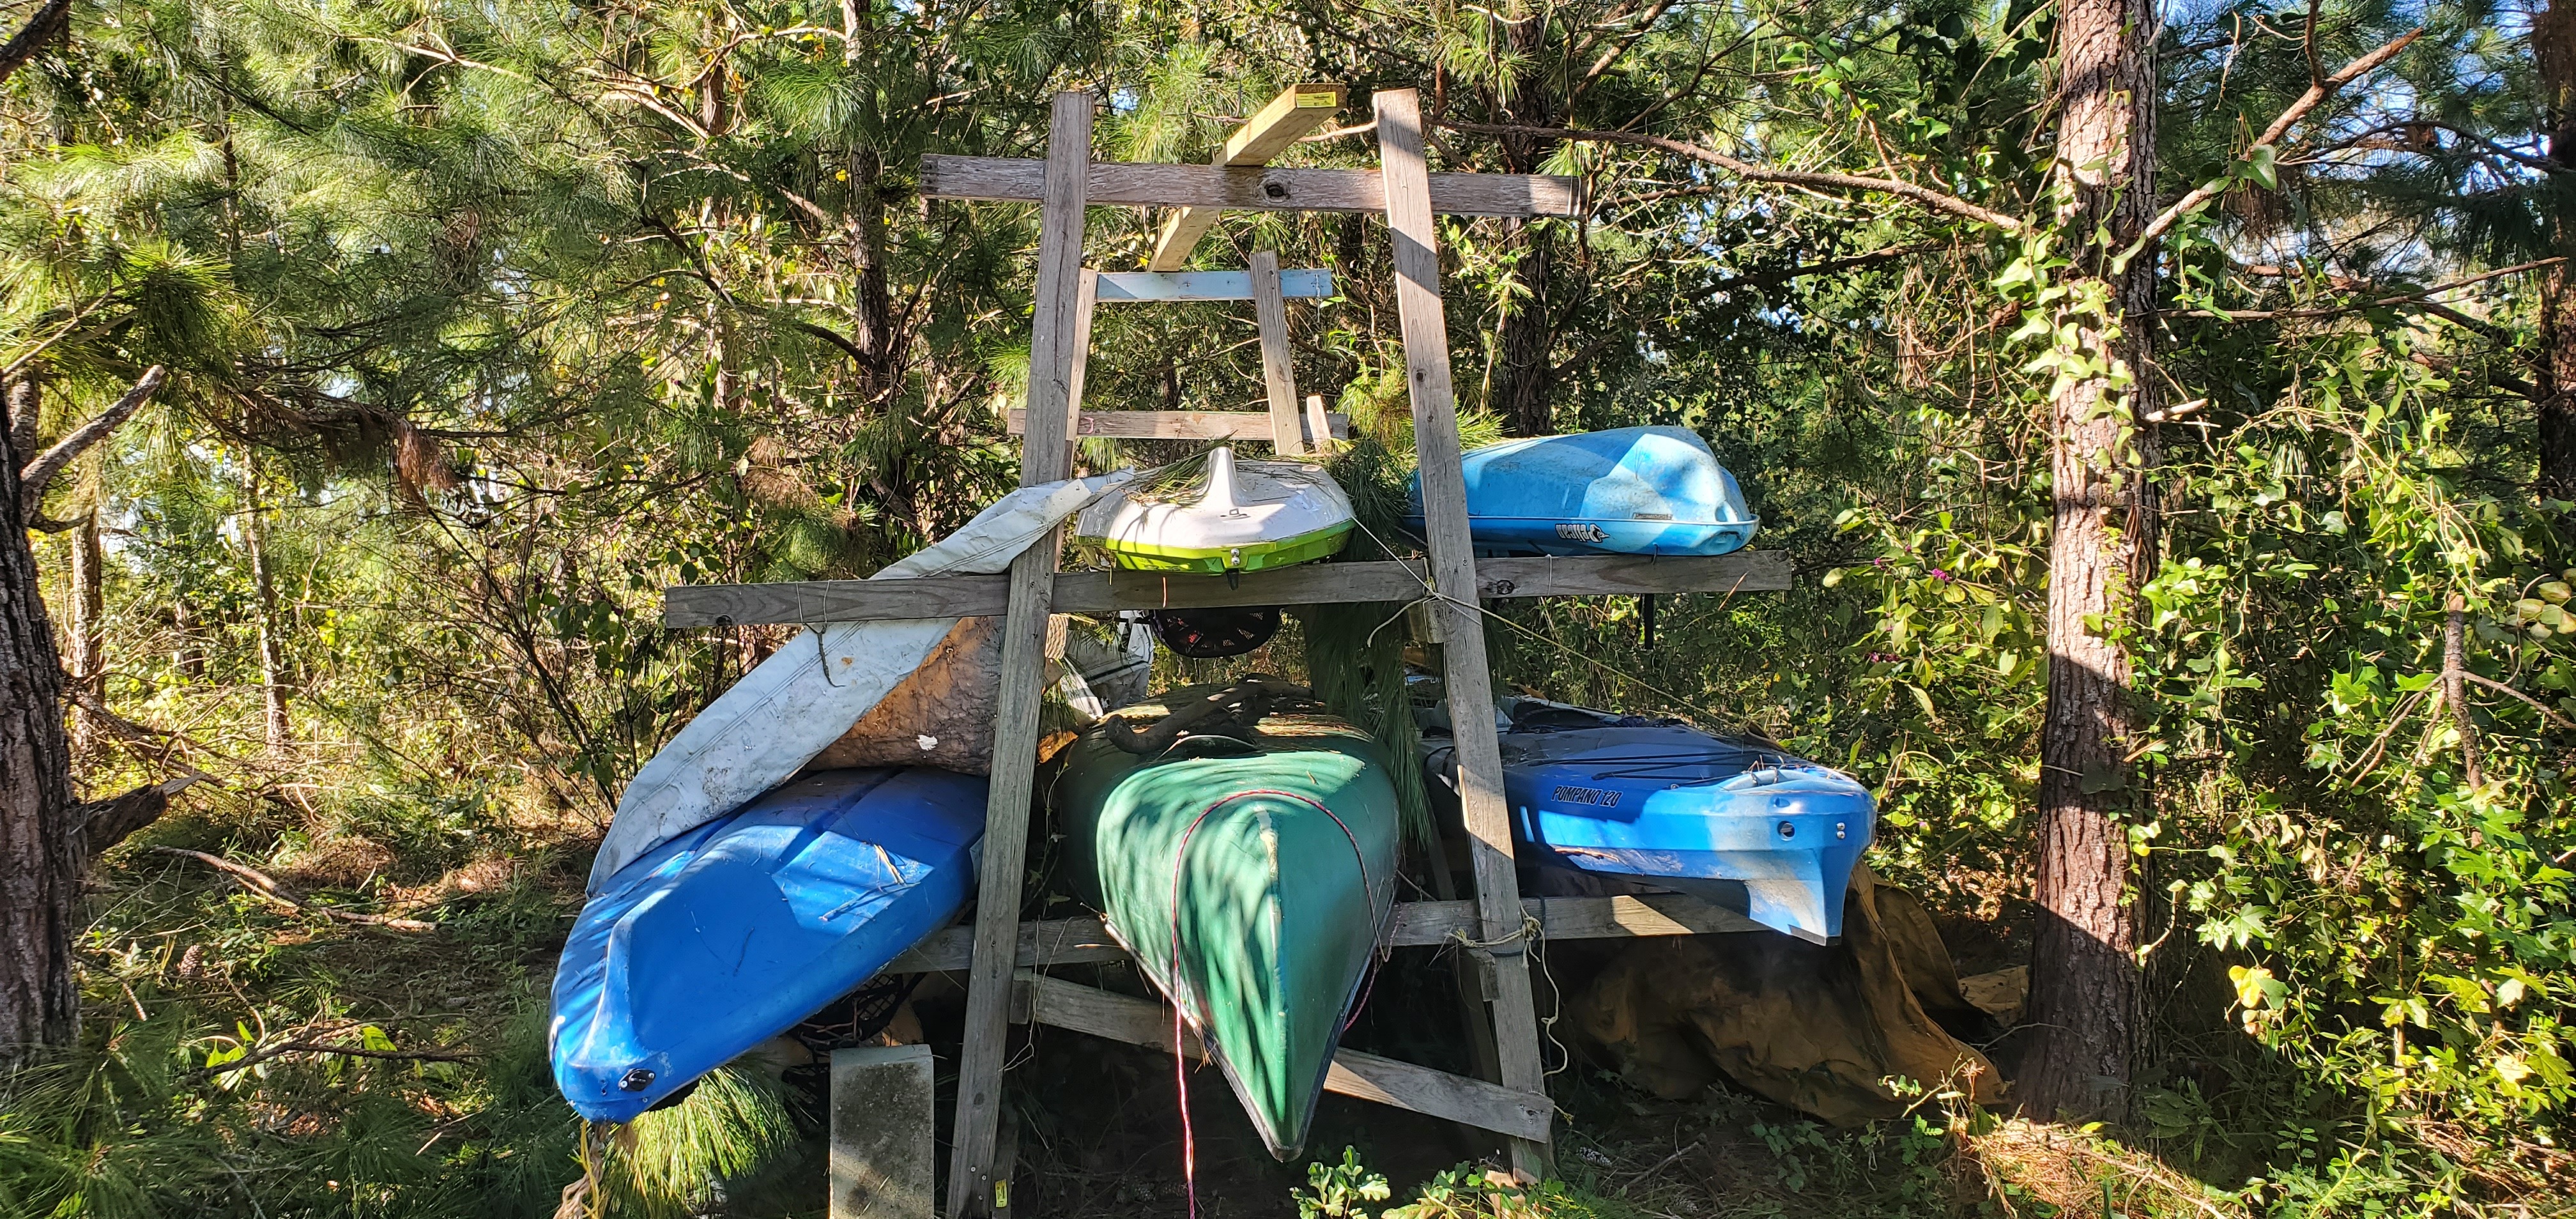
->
663;85;1793;1218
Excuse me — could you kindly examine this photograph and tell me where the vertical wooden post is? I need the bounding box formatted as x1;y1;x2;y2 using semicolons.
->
946;89;1091;1219
1303;393;1334;454
1249;250;1306;456
1064;268;1100;463
1372;87;1553;1180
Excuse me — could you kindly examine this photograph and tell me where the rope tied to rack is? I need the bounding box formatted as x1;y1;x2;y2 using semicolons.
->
1448;911;1544;954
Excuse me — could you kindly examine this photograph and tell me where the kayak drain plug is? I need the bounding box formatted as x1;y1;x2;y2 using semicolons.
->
1776;821;1795;839
620;1068;656;1092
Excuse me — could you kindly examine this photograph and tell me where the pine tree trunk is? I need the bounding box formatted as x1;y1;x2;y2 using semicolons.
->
1489;17;1563;438
240;456;289;753
2022;0;2157;1122
0;393;79;1066
2536;1;2576;493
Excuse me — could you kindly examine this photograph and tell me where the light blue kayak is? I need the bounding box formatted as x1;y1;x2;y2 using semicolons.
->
1405;425;1756;557
551;767;985;1121
1423;699;1871;943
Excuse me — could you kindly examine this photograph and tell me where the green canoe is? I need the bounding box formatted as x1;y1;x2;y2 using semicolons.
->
1052;682;1400;1160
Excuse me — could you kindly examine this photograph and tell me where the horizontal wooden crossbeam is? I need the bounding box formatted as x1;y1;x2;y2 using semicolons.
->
1013;973;1556;1142
1096;268;1335;301
664;551;1788;625
920;155;1586;218
1002;408;1349;441
885;893;1765;974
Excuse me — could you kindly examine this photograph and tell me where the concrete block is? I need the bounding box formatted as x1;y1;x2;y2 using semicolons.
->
830;1044;937;1219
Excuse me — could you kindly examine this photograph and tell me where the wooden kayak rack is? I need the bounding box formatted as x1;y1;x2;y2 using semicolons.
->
661;84;1788;1216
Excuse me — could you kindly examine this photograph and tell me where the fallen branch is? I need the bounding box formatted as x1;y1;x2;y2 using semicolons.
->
2126;29;2425;256
73;774;201;859
150;847;436;931
2411;351;2540;401
1438;119;2027;233
19;365;165;522
193;1038;478;1081
66;686;240;767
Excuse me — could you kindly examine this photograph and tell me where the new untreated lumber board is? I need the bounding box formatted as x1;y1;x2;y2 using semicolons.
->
1094;268;1335;301
1149;83;1346;271
1001;408;1350;441
920;155;1586;218
944;91;1090;1219
1015;974;1556;1143
1249;251;1306;455
1374;87;1553;1182
884;894;1765;974
663;551;1791;626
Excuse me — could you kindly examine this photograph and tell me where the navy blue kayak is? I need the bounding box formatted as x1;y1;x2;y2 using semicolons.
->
551;767;984;1121
1425;700;1872;943
1405;426;1756;558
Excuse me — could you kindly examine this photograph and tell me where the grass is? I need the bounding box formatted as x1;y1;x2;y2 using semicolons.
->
13;767;2559;1218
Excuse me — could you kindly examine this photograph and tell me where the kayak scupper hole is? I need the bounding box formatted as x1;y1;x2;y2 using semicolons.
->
1777;821;1795;839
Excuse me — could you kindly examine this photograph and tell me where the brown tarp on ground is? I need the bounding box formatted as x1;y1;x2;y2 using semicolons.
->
1570;865;2007;1125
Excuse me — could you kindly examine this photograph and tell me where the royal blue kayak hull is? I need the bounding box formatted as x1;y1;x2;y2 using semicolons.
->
551;767;985;1122
1404;426;1756;557
1429;706;1872;942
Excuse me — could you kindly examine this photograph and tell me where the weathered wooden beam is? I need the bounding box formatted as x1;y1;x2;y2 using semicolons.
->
1250;252;1306;456
1016;974;1556;1143
1303;394;1337;454
920;155;1586;219
1376;86;1554;1183
663;551;1792;627
886;894;1764;974
1149;83;1346;272
1094;268;1335;302
946;91;1090;1219
1002;408;1349;441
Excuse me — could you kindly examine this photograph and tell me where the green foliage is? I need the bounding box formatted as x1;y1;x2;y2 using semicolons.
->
599;1068;801;1218
1296;1146;1395;1218
3;0;2571;1211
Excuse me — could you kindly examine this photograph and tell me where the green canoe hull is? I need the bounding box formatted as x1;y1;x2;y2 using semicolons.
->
1053;697;1400;1160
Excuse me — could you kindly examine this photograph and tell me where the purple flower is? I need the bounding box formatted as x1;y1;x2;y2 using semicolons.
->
1930;569;1953;581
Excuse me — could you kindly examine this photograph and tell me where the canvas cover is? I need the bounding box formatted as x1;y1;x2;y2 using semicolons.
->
588;470;1134;891
1572;865;2007;1124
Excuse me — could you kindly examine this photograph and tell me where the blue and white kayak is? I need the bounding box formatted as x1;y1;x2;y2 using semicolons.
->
1425;700;1871;943
1404;426;1756;558
551;767;985;1122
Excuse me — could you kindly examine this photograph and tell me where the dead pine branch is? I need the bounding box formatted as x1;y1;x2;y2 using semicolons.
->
2461;671;2576;735
191;1038;479;1082
1435;119;2028;233
18;365;166;523
150;847;438;931
2126;29;2425;256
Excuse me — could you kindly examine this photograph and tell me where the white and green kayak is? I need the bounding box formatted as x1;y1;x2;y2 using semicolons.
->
1072;446;1354;574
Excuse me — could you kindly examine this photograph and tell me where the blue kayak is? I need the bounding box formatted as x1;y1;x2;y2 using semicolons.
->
1404;426;1756;557
1424;700;1872;943
551;767;985;1121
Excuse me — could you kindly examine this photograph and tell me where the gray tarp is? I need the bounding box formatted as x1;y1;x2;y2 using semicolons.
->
588;470;1133;892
